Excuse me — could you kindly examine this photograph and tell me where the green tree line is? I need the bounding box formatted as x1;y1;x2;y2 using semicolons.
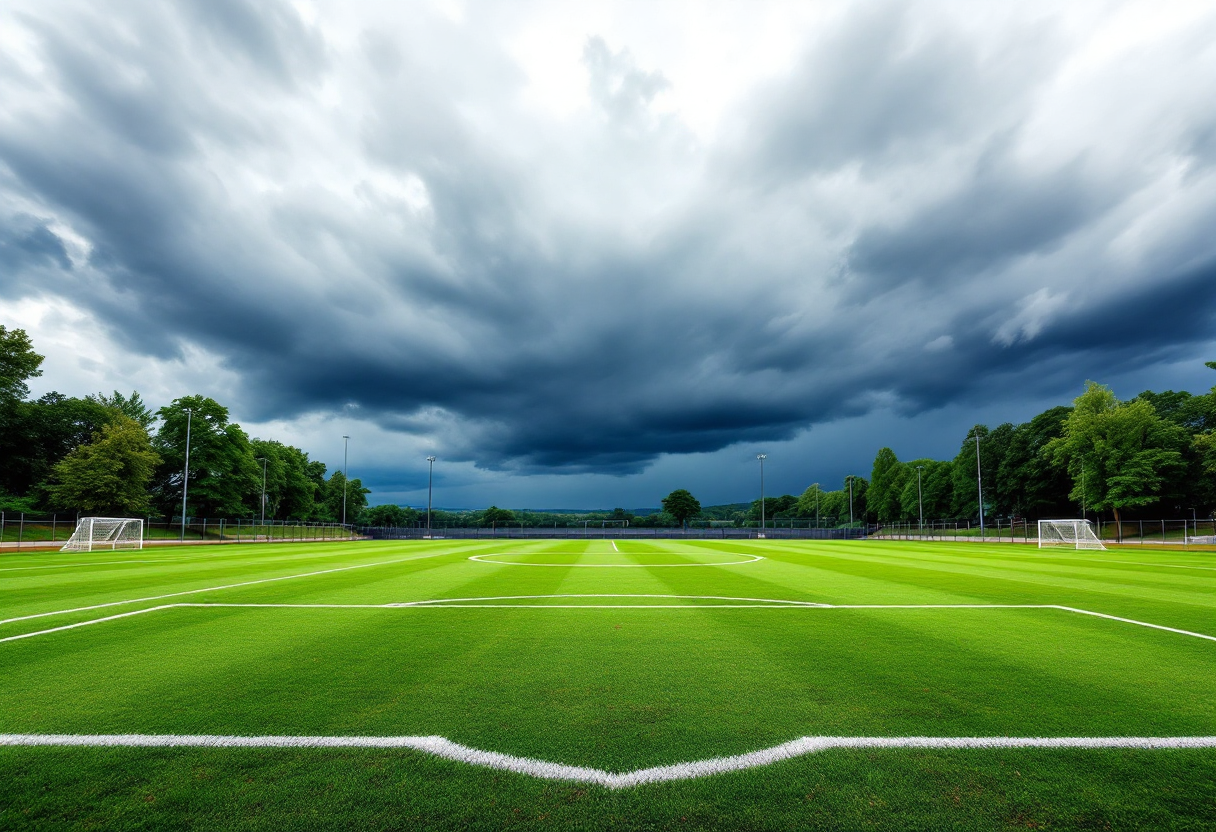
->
0;327;370;522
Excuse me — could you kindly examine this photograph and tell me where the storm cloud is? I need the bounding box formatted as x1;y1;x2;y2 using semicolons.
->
3;0;1216;496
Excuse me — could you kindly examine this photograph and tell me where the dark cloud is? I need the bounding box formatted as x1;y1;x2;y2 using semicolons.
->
3;0;1216;484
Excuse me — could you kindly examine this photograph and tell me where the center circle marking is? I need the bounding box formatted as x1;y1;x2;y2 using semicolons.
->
467;553;764;567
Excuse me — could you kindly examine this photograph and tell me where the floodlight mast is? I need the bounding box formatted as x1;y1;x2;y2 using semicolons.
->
257;457;268;528
812;482;820;529
426;456;437;535
847;475;854;525
342;435;350;527
180;408;193;543
756;454;767;533
916;465;924;530
975;432;984;538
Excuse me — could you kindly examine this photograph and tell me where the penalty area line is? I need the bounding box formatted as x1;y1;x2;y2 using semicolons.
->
2;734;1214;788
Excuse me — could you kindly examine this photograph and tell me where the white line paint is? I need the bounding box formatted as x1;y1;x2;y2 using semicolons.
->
3;599;1212;644
0;606;176;643
1099;560;1216;572
392;594;828;607
0;550;450;627
1053;605;1216;643
611;540;619;552
0;560;173;572
468;553;764;567
2;733;1213;788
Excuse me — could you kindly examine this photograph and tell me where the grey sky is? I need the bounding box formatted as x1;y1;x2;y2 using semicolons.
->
2;0;1216;508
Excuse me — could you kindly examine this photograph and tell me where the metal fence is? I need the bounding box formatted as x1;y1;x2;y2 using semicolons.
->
361;526;877;540
870;518;1216;545
0;512;355;550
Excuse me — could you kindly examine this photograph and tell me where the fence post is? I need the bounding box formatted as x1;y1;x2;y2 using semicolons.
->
18;512;24;549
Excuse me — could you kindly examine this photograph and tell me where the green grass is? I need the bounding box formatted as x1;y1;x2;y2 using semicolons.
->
2;539;1214;830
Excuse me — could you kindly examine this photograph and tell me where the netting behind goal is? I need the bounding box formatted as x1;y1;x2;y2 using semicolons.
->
61;517;144;552
1038;519;1106;550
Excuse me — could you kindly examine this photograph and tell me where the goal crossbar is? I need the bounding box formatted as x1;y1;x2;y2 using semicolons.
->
61;518;144;553
1038;519;1105;550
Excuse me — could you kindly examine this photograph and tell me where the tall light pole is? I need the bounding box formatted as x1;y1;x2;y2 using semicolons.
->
975;432;984;538
341;435;350;527
257;457;267;528
916;465;924;531
812;482;820;529
426;456;436;536
756;454;767;533
847;475;854;525
180;408;193;543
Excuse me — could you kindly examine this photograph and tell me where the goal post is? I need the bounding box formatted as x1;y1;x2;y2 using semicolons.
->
1038;519;1105;550
61;517;145;552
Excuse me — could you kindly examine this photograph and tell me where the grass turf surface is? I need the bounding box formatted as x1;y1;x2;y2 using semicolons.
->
1;539;1214;830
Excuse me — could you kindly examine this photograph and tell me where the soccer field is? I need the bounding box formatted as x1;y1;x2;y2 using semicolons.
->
2;539;1214;830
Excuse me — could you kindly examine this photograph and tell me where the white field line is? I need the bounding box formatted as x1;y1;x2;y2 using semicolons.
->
0;605;176;643
611;540;619;552
391;594;828;607
0;550;451;627
1100;560;1216;572
1052;606;1216;643
0;560;174;572
4;599;1214;644
2;733;1214;788
468;553;764;567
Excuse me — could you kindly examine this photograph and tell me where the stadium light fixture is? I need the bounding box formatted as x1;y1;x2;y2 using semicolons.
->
180;408;193;543
756;454;767;534
426;456;437;536
257;457;267;529
342;436;350;527
916;465;924;531
975;432;984;539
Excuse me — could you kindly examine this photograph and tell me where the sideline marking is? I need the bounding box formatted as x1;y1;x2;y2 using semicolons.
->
0;559;173;572
469;553;764;567
2;733;1214;788
0;550;452;627
4;600;1213;644
611;540;619;552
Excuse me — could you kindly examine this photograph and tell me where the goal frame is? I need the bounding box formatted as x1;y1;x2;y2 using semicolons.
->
1037;519;1106;550
60;517;145;553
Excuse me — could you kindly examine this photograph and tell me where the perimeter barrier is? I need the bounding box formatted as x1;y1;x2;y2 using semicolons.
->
0;512;355;550
361;526;877;540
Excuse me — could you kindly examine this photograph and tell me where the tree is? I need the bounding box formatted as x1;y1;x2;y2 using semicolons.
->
748;494;797;523
358;504;418;527
152;396;260;518
996;407;1073;518
44;416;160;515
0;326;43;402
320;469;370;523
661;489;701;528
1047;382;1188;522
869;448;907;522
481;505;516;527
86;390;156;429
898;459;953;522
795;483;829;525
250;439;326;520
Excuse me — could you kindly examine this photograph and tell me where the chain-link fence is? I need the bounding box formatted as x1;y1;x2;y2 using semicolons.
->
0;513;355;550
362;526;877;540
871;518;1216;545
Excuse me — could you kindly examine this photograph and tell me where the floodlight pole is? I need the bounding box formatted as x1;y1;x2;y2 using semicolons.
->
847;476;854;525
342;435;350;528
180;408;193;543
916;465;924;531
975;432;984;538
257;457;267;528
756;454;767;533
426;456;436;536
813;483;820;529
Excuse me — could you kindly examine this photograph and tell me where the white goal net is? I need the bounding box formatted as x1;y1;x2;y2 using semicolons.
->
1038;519;1106;550
61;517;144;552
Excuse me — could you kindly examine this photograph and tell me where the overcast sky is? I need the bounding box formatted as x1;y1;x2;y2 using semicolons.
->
3;0;1216;509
